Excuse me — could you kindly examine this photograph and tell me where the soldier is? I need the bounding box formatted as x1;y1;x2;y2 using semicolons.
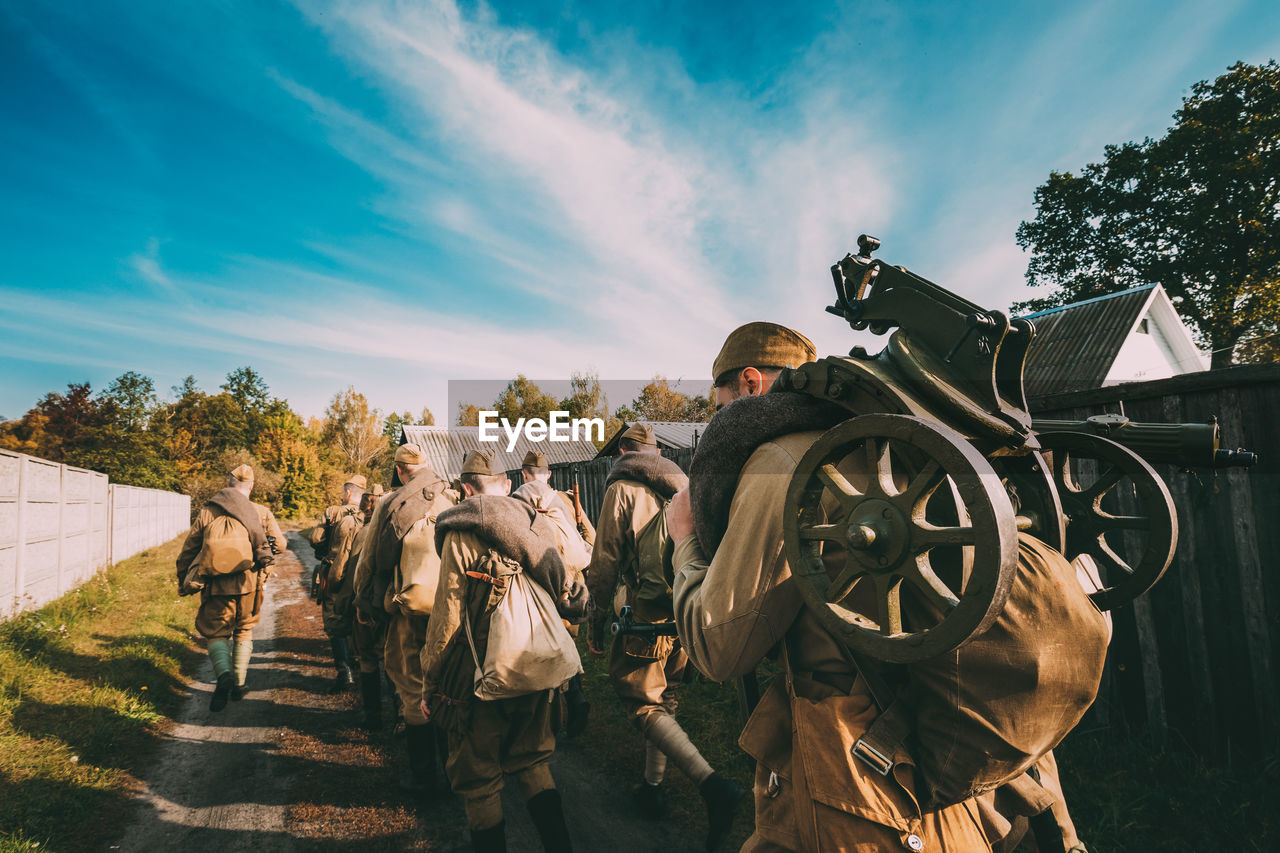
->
176;464;285;711
315;475;367;693
586;423;743;851
350;483;391;730
666;322;1000;849
355;443;458;794
419;450;588;853
520;450;596;546
518;450;593;736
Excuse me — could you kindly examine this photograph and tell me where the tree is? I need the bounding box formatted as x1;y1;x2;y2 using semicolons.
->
221;366;270;414
615;376;715;423
1015;61;1280;368
456;403;481;426
493;376;559;423
322;387;385;473
383;408;436;445
101;371;157;430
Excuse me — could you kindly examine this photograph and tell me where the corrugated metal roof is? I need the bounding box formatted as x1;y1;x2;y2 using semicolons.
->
595;421;708;457
399;425;600;481
1021;285;1157;397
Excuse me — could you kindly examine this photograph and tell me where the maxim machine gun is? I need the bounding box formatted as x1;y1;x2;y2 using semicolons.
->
776;235;1258;663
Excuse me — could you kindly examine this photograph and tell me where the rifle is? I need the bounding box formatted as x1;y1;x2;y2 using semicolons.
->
611;605;678;639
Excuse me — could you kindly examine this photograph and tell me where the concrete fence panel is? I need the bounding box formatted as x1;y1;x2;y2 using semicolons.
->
0;449;191;619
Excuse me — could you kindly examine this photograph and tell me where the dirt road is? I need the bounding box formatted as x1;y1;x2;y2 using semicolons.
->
116;532;711;852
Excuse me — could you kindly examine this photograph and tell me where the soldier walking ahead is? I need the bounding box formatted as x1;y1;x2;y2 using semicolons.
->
176;464;284;711
312;474;367;693
356;444;458;794
587;423;744;851
420;450;589;853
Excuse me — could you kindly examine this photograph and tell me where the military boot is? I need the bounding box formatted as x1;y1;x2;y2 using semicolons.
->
327;637;356;693
525;789;572;853
699;773;745;852
399;722;438;796
470;821;506;853
359;671;383;731
564;674;590;737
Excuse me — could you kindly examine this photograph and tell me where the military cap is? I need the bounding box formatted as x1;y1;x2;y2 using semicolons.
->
230;463;255;482
461;449;499;476
522;450;549;469
394;443;425;464
621;423;657;446
712;322;816;383
344;474;368;490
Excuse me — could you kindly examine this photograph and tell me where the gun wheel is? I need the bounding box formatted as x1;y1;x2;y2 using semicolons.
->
1037;431;1177;610
783;414;1018;663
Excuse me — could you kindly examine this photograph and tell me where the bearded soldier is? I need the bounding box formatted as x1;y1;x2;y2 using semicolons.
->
586;423;743;850
314;475;366;692
355;443;458;794
176;464;284;711
518;450;593;736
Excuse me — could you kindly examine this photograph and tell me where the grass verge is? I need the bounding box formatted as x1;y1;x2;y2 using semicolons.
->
0;536;199;852
1054;727;1277;852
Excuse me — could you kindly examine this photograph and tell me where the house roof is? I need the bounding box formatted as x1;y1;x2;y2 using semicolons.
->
595;421;708;457
1020;285;1159;397
398;425;599;480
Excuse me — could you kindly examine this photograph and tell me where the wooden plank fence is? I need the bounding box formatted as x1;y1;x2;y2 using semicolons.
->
1031;363;1279;765
542;364;1279;765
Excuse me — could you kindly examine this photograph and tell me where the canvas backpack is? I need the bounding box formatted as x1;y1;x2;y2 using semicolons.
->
388;490;458;616
845;534;1110;808
523;489;589;574
624;499;675;609
464;552;582;700
194;515;255;576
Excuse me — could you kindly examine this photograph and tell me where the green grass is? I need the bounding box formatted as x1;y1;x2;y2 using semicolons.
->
1052;728;1278;852
574;636;761;848
0;536;200;852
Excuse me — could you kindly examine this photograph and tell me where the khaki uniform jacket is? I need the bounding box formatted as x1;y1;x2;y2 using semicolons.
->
353;488;397;619
587;479;663;625
324;507;364;591
419;528;487;700
672;432;991;850
176;501;285;596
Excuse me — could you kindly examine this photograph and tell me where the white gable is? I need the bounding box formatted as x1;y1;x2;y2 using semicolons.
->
1103;286;1208;385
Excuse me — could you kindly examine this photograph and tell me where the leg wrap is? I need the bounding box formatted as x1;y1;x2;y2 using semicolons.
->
643;713;712;786
208;639;232;678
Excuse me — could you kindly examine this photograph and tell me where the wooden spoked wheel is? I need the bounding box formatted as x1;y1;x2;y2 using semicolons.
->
783;414;1019;663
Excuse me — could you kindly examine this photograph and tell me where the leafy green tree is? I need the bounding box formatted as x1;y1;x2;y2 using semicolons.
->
101;371;157;430
221;366;271;414
456;403;481;426
615;376;715;423
1015;61;1280;368
493;376;559;423
383;408;436;446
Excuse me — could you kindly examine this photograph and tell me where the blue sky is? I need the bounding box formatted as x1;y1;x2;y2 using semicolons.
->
2;0;1277;422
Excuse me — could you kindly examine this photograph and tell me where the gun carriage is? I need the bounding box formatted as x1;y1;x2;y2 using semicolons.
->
778;236;1257;663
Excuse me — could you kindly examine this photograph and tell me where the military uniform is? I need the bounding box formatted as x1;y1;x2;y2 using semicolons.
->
176;465;283;711
586;425;742;845
422;450;586;853
357;444;457;792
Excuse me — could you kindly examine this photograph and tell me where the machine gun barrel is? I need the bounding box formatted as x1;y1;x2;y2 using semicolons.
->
611;606;678;639
1032;415;1258;469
